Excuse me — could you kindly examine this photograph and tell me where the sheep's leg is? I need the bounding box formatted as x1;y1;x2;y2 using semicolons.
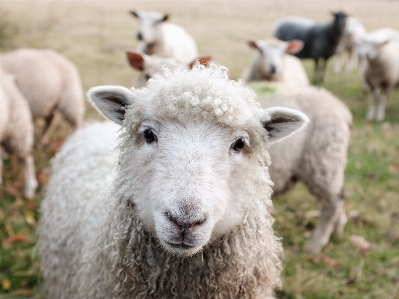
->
346;47;357;72
366;87;378;121
0;147;3;186
376;86;391;122
307;197;344;254
333;54;343;73
312;58;321;85
36;111;56;146
20;154;38;200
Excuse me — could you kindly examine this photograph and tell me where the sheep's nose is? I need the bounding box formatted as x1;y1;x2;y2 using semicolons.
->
165;212;207;235
270;65;277;74
137;32;143;41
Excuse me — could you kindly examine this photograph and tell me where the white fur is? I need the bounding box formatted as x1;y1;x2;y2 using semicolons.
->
356;28;399;121
0;48;85;144
334;17;367;73
132;10;198;63
253;82;352;254
0;68;37;199
39;64;309;299
241;39;309;86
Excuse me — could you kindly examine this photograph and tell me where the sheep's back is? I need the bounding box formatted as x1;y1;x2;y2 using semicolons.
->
39;121;119;299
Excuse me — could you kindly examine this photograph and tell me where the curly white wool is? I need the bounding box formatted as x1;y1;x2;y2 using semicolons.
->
39;64;309;299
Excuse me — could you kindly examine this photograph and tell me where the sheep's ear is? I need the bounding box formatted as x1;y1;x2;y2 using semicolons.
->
126;51;145;71
375;39;390;48
87;86;134;125
247;40;260;50
130;11;139;18
286;40;304;54
260;107;309;143
161;14;169;22
189;56;212;69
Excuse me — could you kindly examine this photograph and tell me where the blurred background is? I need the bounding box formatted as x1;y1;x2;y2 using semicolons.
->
0;0;398;298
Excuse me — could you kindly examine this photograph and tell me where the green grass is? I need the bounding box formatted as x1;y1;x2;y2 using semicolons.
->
0;1;399;298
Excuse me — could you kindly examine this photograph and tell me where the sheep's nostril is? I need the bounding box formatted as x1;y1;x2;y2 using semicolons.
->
137;32;143;41
270;65;277;74
165;211;207;233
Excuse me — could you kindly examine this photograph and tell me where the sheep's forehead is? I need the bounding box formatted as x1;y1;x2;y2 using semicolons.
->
139;11;164;22
129;69;261;127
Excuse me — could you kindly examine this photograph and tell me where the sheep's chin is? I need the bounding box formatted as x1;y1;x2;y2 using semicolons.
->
159;239;205;257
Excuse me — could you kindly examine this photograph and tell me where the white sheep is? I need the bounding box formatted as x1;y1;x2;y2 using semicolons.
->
130;10;199;63
333;17;367;73
252;82;352;254
0;48;85;145
0;68;37;199
126;51;211;87
241;39;309;86
356;28;399;121
38;64;309;299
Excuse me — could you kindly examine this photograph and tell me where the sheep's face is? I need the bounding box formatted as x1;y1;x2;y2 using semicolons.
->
131;119;253;256
88;64;308;256
247;39;303;79
356;38;389;61
130;10;168;44
332;11;347;34
126;52;212;88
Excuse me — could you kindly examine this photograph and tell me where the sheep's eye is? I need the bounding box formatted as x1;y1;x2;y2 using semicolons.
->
231;138;245;152
144;128;157;143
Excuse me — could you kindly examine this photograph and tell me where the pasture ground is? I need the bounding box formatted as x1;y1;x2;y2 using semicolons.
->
0;0;398;298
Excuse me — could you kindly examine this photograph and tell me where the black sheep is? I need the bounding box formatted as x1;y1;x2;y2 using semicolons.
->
274;12;347;84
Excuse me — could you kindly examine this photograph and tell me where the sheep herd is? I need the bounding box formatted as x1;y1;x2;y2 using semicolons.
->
0;6;398;299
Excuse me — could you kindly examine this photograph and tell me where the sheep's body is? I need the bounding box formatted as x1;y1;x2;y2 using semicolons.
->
241;39;309;86
253;83;352;253
0;68;37;199
274;12;347;84
334;17;367;73
0;48;85;144
356;28;399;121
39;64;309;298
132;10;198;63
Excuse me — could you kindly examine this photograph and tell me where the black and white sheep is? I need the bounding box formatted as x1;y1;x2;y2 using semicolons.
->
38;64;309;299
274;12;347;84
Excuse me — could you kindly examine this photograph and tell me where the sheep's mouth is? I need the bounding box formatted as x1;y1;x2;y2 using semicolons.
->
166;242;195;250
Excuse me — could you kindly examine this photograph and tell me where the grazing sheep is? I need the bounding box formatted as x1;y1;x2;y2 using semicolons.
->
333;17;367;73
39;64;309;299
274;12;348;84
130;10;198;63
0;48;85;145
126;51;211;87
0;68;37;199
241;39;309;86
356;28;399;121
252;82;352;254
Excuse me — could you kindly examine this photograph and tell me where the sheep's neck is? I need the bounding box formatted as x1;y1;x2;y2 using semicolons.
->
112;208;281;299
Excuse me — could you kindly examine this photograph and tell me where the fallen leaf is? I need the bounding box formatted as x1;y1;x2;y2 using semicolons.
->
24;210;36;226
388;164;399;174
322;255;340;269
2;279;11;290
1;233;29;250
350;235;371;255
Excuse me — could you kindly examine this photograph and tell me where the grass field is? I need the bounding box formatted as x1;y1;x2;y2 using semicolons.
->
0;0;398;298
